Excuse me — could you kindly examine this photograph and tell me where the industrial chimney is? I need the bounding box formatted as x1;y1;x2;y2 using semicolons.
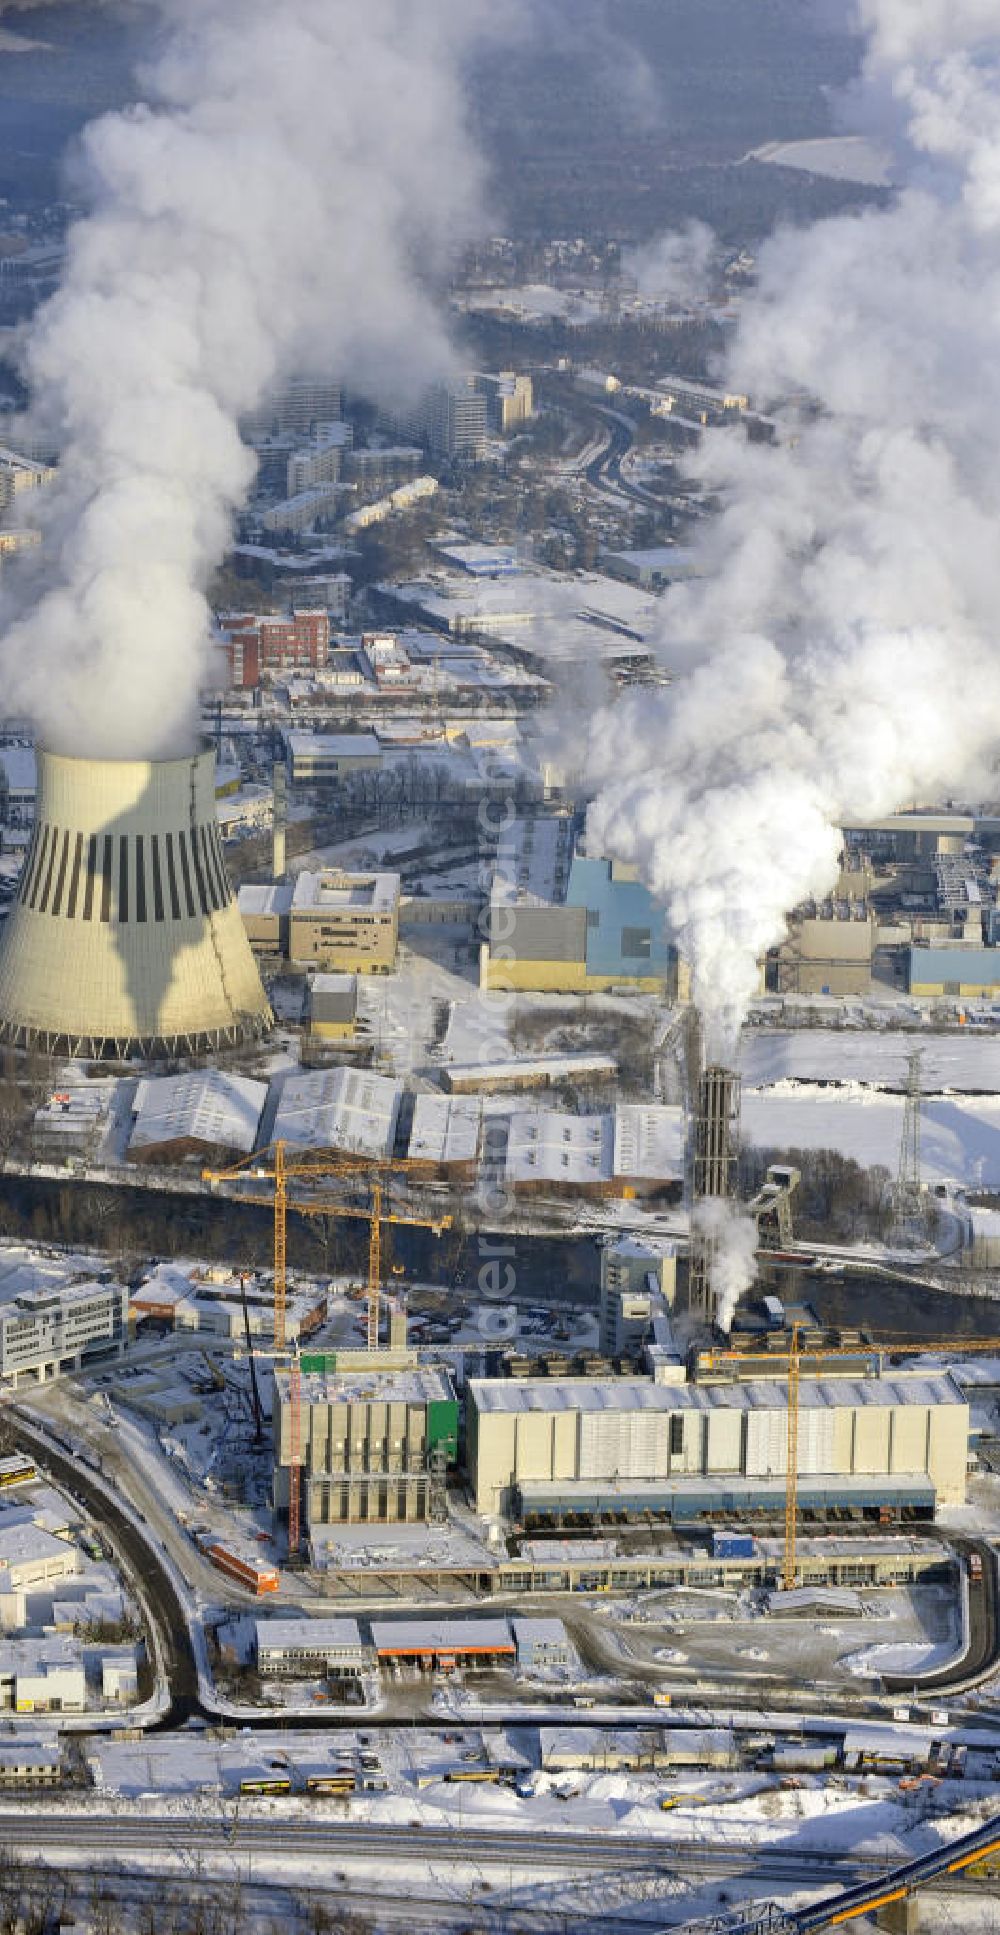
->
689;1061;742;1319
0;744;272;1058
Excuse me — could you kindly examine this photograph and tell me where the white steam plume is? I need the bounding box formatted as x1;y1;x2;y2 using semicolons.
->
1;0;510;758
585;0;1000;1058
624;220;716;307
691;1197;757;1336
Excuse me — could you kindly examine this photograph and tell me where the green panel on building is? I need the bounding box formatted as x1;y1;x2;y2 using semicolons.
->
426;1398;459;1463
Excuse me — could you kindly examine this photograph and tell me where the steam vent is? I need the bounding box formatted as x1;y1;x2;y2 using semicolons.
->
0;745;272;1058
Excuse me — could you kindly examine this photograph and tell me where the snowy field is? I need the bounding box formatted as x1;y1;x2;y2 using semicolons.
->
747;135;893;185
741;1029;1000;1095
743;1085;1000;1187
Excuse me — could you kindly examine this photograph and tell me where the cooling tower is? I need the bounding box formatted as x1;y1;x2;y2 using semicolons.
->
0;745;272;1058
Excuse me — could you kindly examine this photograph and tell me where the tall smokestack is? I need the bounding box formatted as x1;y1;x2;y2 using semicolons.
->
272;762;287;882
689;1062;742;1320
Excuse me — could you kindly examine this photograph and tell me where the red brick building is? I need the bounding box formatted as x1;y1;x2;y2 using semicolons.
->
219;609;330;689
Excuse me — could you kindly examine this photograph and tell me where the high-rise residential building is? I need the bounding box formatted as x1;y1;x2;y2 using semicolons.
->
404;380;488;462
241;377;343;441
474;371;534;434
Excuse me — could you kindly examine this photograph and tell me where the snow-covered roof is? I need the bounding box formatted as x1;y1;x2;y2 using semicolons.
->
407;1093;481;1166
130;1071;267;1156
272;1067;401;1159
613;1104;684;1181
291;869;399;915
505;1110;614;1186
370;1617;513;1654
469;1371;965;1416
238;883;294;918
255;1617;364;1652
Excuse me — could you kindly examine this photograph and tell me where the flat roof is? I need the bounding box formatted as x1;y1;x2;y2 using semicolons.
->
277;1365;454;1407
407;1093;481;1165
255;1617;364;1650
271;1067;401;1158
510;1617;570;1643
370;1617;514;1655
0;1522;74;1565
130;1071;267;1155
519;1474;937;1504
490;815;575;908
469;1371;965;1416
238;883;294;918
291;869;399;915
613;1104;684;1180
285;730;381;759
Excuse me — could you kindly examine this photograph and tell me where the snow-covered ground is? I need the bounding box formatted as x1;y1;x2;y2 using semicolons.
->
746;134;894;186
743;1084;1000;1187
741;1028;1000;1095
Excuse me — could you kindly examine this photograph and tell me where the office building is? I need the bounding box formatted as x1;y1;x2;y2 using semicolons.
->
290;869;400;973
0;1281;128;1387
255;1616;368;1682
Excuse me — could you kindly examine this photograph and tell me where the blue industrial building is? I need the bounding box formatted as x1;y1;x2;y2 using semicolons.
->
565;854;680;985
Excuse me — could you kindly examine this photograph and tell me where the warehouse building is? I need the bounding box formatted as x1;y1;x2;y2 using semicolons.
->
290;869;400;973
0;1638;86;1713
273;1362;458;1526
908;943;1000;997
503;1106;682;1202
369;1617;514;1672
612;1106;684;1198
406;1093;481;1181
505;1111;614;1199
0;1281;128;1387
271;1067;401;1159
255;1617;368;1682
127;1070;267;1166
466;1371;969;1519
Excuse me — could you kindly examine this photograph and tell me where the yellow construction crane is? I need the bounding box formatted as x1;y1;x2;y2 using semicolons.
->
701;1327;1000;1592
202;1140;453;1351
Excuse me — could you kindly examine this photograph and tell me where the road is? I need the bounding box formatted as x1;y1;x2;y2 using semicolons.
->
7;1412;201;1724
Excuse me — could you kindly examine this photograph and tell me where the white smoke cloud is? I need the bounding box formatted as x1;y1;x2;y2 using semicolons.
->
0;0;512;758
691;1196;757;1335
624;221;716;308
584;2;1000;1057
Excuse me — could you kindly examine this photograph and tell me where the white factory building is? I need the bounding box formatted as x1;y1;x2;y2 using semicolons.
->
272;1067;402;1160
503;1105;683;1199
405;1093;481;1181
127;1070;267;1165
466;1370;969;1520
